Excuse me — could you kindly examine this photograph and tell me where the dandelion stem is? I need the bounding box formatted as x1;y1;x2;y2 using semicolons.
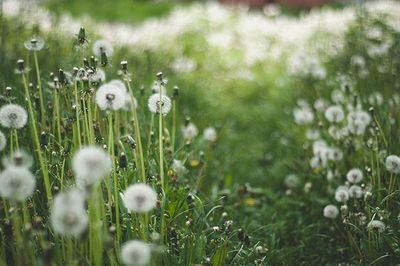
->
33;51;46;129
74;82;82;147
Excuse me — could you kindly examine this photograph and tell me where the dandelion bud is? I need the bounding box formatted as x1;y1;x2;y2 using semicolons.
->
83;58;90;69
119;152;127;169
120;60;128;74
340;205;348;215
156;72;163;81
5;86;12;97
121;240;151;266
89;56;97;69
100;51;108;67
173;86;179;98
17;59;25;72
39;131;48;147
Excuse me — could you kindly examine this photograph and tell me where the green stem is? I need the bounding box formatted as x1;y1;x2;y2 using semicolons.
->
33;51;46;128
22;73;52;201
74;82;82;147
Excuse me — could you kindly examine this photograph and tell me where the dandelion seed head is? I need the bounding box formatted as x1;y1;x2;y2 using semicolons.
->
385;155;400;174
72;146;112;188
323;204;339;219
0;104;28;129
2;150;33;169
121;240;151;266
92;39;113;57
147;94;171;115
109;79;127;93
367;220;385;233
325;105;344;123
51;189;88;237
95;84;126;111
123;184;157;213
24;37;45;51
203;127;217;142
346;168;363;183
0;166;35;201
182;122;198;140
335;189;349;203
89;69;106;83
172;159;186;176
348;185;363;198
0;131;6;151
293;107;314;125
284;174;299;189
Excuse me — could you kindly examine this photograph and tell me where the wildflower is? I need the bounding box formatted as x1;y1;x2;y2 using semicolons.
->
122;183;157;213
92;39;113;57
120;240;151;266
203;127;217;142
367;220;385;233
324;105;344;123
182;123;198;140
385;155;400;174
2;150;33;169
72;146;112;189
328;147;343;161
51;189;88;237
0;104;28;129
0;131;6;151
0;166;35;201
147;94;172;115
24;37;45;51
306;129;319;140
348;185;363;198
346;168;363;183
335;189;349;203
171;159;187;176
323;204;339;219
95;84;126;111
314;99;327;112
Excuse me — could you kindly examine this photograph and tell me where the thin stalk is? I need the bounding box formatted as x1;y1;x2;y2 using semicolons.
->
33;51;46;128
54;89;62;144
74;81;82;147
108;112;121;244
22;73;52;201
172;100;176;153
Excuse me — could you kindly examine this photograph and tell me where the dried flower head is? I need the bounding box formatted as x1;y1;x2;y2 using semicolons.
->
0;104;28;129
92;39;113;57
123;183;157;213
95;84;126;111
121;240;151;266
72;146;112;189
147;94;171;115
0;166;35;201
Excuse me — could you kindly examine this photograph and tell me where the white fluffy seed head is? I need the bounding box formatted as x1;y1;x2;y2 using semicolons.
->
2;149;33;169
385;155;400;174
367;220;385;233
109;79;127;92
24;37;45;51
182;123;198;140
348;185;363;198
95;84;126;111
72;146;112;189
0;130;6;151
51;189;88;237
147;94;171;115
171;159;186;176
0;104;28;129
89;69;106;83
0;166;35;201
203;127;217;142
121;240;151;266
335;189;349;203
92;39;113;57
323;204;339;219
346;168;363;183
123;184;157;213
324;105;344;123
